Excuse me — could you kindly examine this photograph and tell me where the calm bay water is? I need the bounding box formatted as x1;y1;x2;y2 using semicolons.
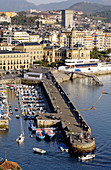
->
0;75;111;170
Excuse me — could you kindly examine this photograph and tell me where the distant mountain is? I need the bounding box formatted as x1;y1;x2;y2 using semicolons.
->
36;0;111;11
0;0;38;12
69;2;111;14
0;0;111;13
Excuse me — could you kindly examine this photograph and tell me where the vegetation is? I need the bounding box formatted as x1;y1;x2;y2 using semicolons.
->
11;12;38;26
69;2;111;14
88;10;111;23
90;47;111;60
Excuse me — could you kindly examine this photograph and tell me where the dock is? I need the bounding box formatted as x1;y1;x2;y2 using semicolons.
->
40;70;96;155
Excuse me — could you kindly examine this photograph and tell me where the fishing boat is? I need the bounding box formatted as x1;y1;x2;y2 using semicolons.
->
36;129;45;140
16;118;25;144
78;153;95;161
33;147;46;154
43;128;55;140
58;143;69;152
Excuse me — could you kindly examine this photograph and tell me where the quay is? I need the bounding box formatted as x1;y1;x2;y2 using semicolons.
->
40;70;96;154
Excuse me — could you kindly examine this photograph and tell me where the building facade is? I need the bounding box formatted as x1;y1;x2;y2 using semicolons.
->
0;51;30;71
14;42;44;64
61;10;73;29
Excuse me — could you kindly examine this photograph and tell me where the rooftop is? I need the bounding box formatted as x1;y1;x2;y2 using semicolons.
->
17;42;40;46
0;50;27;54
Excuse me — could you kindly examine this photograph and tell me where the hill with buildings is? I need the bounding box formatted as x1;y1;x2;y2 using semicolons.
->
0;0;38;12
69;2;111;14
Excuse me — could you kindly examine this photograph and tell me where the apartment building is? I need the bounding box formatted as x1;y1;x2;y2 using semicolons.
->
13;32;29;43
104;32;111;51
61;10;74;29
0;50;29;71
14;42;43;64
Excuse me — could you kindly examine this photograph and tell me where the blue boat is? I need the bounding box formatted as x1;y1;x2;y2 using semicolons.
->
43;128;55;141
36;129;45;140
28;121;36;132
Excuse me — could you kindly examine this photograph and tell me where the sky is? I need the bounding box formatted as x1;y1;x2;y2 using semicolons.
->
27;0;65;5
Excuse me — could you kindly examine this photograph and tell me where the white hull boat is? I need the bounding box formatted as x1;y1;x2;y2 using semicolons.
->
78;153;95;161
16;118;25;144
33;147;46;154
16;133;25;144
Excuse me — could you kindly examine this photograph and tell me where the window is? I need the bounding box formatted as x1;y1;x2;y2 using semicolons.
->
47;51;49;55
81;53;84;57
69;53;71;57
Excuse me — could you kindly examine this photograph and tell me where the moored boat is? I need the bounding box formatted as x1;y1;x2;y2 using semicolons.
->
78;153;95;161
43;128;55;140
16;133;25;144
36;129;45;140
33;147;46;154
16;115;20;119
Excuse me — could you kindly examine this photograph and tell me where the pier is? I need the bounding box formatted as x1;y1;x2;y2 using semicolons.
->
70;72;103;86
40;70;96;154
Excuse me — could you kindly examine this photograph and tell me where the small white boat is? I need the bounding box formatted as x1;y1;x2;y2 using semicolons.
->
78;153;95;161
33;147;46;154
16;133;25;144
16;118;25;144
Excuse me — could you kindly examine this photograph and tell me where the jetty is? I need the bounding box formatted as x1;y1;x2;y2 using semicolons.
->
70;72;103;86
39;70;96;155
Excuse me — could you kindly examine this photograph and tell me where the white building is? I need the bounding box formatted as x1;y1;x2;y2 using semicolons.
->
0;16;11;23
24;72;42;80
14;32;29;43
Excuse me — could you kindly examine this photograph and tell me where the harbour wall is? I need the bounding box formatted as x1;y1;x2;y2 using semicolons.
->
42;71;95;154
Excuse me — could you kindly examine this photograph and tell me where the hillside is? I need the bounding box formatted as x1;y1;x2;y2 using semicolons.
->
0;0;38;12
69;2;111;14
36;0;111;11
88;10;111;23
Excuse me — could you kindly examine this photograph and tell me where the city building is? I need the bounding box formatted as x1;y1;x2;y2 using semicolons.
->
66;43;90;60
44;43;90;64
14;42;44;64
0;50;30;71
61;10;74;29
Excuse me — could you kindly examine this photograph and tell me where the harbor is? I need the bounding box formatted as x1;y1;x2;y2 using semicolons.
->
0;67;96;155
0;72;110;169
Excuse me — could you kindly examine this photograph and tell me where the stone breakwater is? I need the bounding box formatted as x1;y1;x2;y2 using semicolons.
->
42;71;96;155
